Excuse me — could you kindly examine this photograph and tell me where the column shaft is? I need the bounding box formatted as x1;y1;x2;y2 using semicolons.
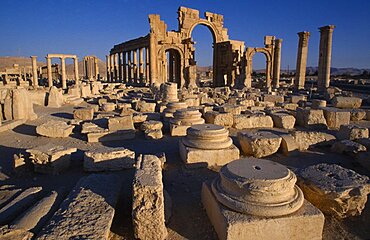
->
295;32;311;89
106;55;111;82
30;56;38;87
74;57;79;85
318;25;335;92
272;39;282;88
60;57;67;89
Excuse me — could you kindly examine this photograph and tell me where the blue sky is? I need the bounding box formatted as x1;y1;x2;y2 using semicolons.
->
1;0;369;69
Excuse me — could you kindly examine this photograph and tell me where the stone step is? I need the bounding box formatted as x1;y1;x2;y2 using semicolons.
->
37;174;122;240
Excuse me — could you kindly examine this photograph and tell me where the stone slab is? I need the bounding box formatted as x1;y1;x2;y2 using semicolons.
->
37;174;121;240
201;181;324;240
132;155;167;240
179;140;240;168
0;120;26;133
87;129;135;143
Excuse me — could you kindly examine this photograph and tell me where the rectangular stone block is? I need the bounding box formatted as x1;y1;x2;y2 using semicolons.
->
201;181;324;240
132;155;167;240
204;111;233;127
37;174;121;240
87;129;135;143
108;115;134;131
233;114;273;129
323;107;350;129
332;96;362;109
73;108;94;121
169;123;190;136
179;140;240;168
84;147;135;172
296;108;327;130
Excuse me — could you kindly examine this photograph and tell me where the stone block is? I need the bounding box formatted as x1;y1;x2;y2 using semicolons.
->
108;115;134;131
323;107;350;129
73;108;94;121
331;140;366;155
136;101;156;113
47;86;64;108
298;163;370;218
332;96;362;109
179;140;240;168
132;155;167;240
36;120;74;138
81;122;104;134
37;174;121;239
238;131;282;158
87;129;135;143
279;134;298;155
296;108;327;130
201;181;324;240
27;144;77;175
204;111;233;127
219;104;241;115
290;95;307;104
350;109;366;121
337;124;369;140
292;131;336;150
0;226;33;240
101;102;116;112
263;94;284;104
311;99;327;109
233;114;273;129
0;188;22;209
169;124;190;136
84;147;135;172
271;112;295;129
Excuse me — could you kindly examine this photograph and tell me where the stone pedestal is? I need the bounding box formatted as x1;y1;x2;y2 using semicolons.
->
179;124;239;168
170;108;205;136
202;158;324;240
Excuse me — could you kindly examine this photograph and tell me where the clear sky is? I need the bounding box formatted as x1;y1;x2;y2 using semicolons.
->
1;0;369;69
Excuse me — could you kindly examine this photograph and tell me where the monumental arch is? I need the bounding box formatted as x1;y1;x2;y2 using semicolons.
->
109;6;246;88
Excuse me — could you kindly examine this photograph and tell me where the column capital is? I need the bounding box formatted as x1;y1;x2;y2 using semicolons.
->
297;31;311;38
319;25;335;32
30;55;37;59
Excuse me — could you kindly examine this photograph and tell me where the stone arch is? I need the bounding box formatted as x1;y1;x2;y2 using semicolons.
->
157;45;185;87
245;47;273;89
186;20;220;43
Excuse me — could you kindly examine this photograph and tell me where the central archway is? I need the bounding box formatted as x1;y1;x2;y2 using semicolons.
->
166;48;181;86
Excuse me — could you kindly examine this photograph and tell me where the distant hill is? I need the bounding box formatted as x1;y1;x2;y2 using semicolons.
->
0;56;106;78
197;65;370;76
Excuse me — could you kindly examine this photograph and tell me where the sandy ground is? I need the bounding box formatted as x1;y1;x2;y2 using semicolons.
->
0;104;369;240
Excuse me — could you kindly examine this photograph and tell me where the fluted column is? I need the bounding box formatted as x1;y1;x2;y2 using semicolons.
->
94;58;99;80
145;47;150;83
46;57;52;87
128;51;132;83
295;32;311;90
149;33;157;84
60;57;67;89
272;39;282;88
318;25;335;92
74;57;79;86
30;56;38;87
122;52;127;83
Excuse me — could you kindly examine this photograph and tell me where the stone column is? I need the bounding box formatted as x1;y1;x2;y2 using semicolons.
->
139;48;144;82
106;55;111;82
149;33;158;84
294;31;311;90
95;58;99;80
265;60;272;90
60;57;67;89
113;54;118;82
133;50;138;83
244;49;252;88
128;51;132;83
46;57;53;87
272;39;282;89
74;57;79;86
145;47;150;84
121;52;126;83
168;51;174;82
318;25;335;92
30;56;38;87
118;53;122;82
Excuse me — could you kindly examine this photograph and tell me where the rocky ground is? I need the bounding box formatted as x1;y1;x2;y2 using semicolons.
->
0;104;369;239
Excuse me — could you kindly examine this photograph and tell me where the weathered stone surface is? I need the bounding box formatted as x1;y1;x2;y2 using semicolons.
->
132;155;167;240
238;131;282;158
220;104;241;115
141;120;163;131
264;94;284;104
331;140;367;154
271;112;295;129
292;131;336;150
108;115;134;131
202;182;324;240
0;189;21;209
233;114;273;129
47;86;64;108
11;191;61;233
332;96;362;109
27;144;77;175
81;122;104;134
101;102;116;112
204;111;233;127
12;88;37;121
337;124;369;140
84;147;135;172
279;134;298;155
311;99;327;109
73;107;94;121
37;174;121;240
135;101;156;113
0;226;33;240
350;109;366;121
323;107;350;129
36;120;74;138
290;95;307;104
0;187;43;225
296;108;327;130
87;129;135;143
298;163;370;218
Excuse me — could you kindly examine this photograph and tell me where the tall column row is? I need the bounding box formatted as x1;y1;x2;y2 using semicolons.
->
106;47;150;84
